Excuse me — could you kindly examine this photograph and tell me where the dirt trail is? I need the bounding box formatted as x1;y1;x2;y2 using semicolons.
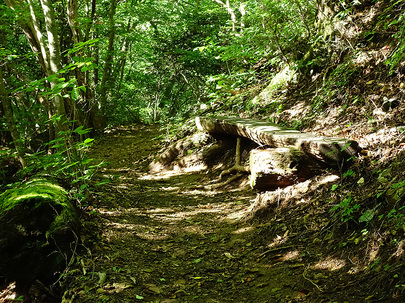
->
64;124;376;303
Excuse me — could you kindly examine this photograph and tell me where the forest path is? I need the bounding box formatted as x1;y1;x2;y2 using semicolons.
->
73;124;333;303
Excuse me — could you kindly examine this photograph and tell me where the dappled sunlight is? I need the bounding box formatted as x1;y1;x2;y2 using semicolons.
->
104;222;172;241
172;162;208;173
0;282;17;301
280;102;310;121
232;226;254;234
267;231;289;248
347;265;361;275
225;207;251;220
158;186;181;192
252;174;340;215
392;240;405;259
140;170;202;180
367;232;384;264
279;250;300;262
311;256;345;271
99;196;254;244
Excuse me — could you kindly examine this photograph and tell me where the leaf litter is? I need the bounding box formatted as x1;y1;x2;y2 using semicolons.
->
61;124;405;302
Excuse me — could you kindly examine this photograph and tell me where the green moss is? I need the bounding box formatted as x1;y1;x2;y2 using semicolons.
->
0;178;68;214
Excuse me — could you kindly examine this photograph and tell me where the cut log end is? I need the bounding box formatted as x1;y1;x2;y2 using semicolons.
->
249;148;323;190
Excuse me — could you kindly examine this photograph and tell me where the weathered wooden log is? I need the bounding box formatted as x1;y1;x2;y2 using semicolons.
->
196;116;361;166
250;148;323;190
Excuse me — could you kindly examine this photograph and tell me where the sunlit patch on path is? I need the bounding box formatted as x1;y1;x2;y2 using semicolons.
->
64;125;385;303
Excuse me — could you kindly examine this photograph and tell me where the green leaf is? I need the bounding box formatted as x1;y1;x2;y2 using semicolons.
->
78;85;87;92
74;126;91;135
71;87;80;100
84;138;94;144
135;295;144;300
392;181;405;189
359;209;375;223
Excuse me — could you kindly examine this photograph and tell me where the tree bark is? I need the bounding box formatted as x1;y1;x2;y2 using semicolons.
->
100;0;117;107
39;0;67;135
211;0;237;32
67;0;83;44
6;0;67;137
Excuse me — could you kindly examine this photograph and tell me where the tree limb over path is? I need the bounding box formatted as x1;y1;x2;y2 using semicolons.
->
195;116;361;167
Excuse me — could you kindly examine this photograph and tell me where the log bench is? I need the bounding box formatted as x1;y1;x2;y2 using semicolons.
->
196;116;361;190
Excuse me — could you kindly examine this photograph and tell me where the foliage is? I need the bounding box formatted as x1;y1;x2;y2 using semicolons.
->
21;117;105;205
383;0;405;72
330;194;360;222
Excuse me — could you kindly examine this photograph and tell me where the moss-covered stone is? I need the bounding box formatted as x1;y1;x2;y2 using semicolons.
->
0;178;80;282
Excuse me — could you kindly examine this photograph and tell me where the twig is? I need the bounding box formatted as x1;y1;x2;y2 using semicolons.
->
204;173;243;190
302;265;324;292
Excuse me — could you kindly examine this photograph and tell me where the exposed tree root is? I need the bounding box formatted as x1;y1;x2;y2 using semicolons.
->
193;137;250;190
203;172;244;190
219;137;250;178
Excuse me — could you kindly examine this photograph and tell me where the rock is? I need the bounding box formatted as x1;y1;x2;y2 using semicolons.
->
0;178;80;282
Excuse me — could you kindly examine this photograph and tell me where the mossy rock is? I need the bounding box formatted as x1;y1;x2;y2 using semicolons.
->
0;178;80;282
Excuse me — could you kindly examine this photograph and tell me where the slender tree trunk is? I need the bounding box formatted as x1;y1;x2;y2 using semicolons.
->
0;67;26;167
100;0;117;106
115;21;133;93
239;2;246;33
39;0;66;136
6;0;67;137
67;0;83;44
212;0;237;32
292;0;312;37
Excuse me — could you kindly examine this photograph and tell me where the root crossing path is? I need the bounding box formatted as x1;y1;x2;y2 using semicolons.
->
68;125;343;303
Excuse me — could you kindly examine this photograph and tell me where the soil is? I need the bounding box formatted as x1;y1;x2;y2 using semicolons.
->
58;124;404;303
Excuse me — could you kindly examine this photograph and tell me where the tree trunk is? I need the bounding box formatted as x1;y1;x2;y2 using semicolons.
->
40;0;67;135
100;0;117;107
67;0;83;44
114;20;133;93
211;0;237;32
6;0;67;137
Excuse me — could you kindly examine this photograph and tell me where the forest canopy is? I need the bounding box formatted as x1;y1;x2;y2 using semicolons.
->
1;0;404;172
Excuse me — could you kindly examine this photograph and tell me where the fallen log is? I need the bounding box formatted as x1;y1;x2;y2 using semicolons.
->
0;178;80;282
196;116;361;166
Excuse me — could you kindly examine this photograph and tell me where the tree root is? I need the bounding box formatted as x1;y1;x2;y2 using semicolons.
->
219;137;250;177
194;137;250;190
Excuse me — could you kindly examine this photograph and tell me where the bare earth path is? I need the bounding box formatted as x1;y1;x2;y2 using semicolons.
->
64;124;375;303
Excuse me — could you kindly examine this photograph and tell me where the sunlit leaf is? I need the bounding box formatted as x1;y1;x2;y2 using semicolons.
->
359;209;375;223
